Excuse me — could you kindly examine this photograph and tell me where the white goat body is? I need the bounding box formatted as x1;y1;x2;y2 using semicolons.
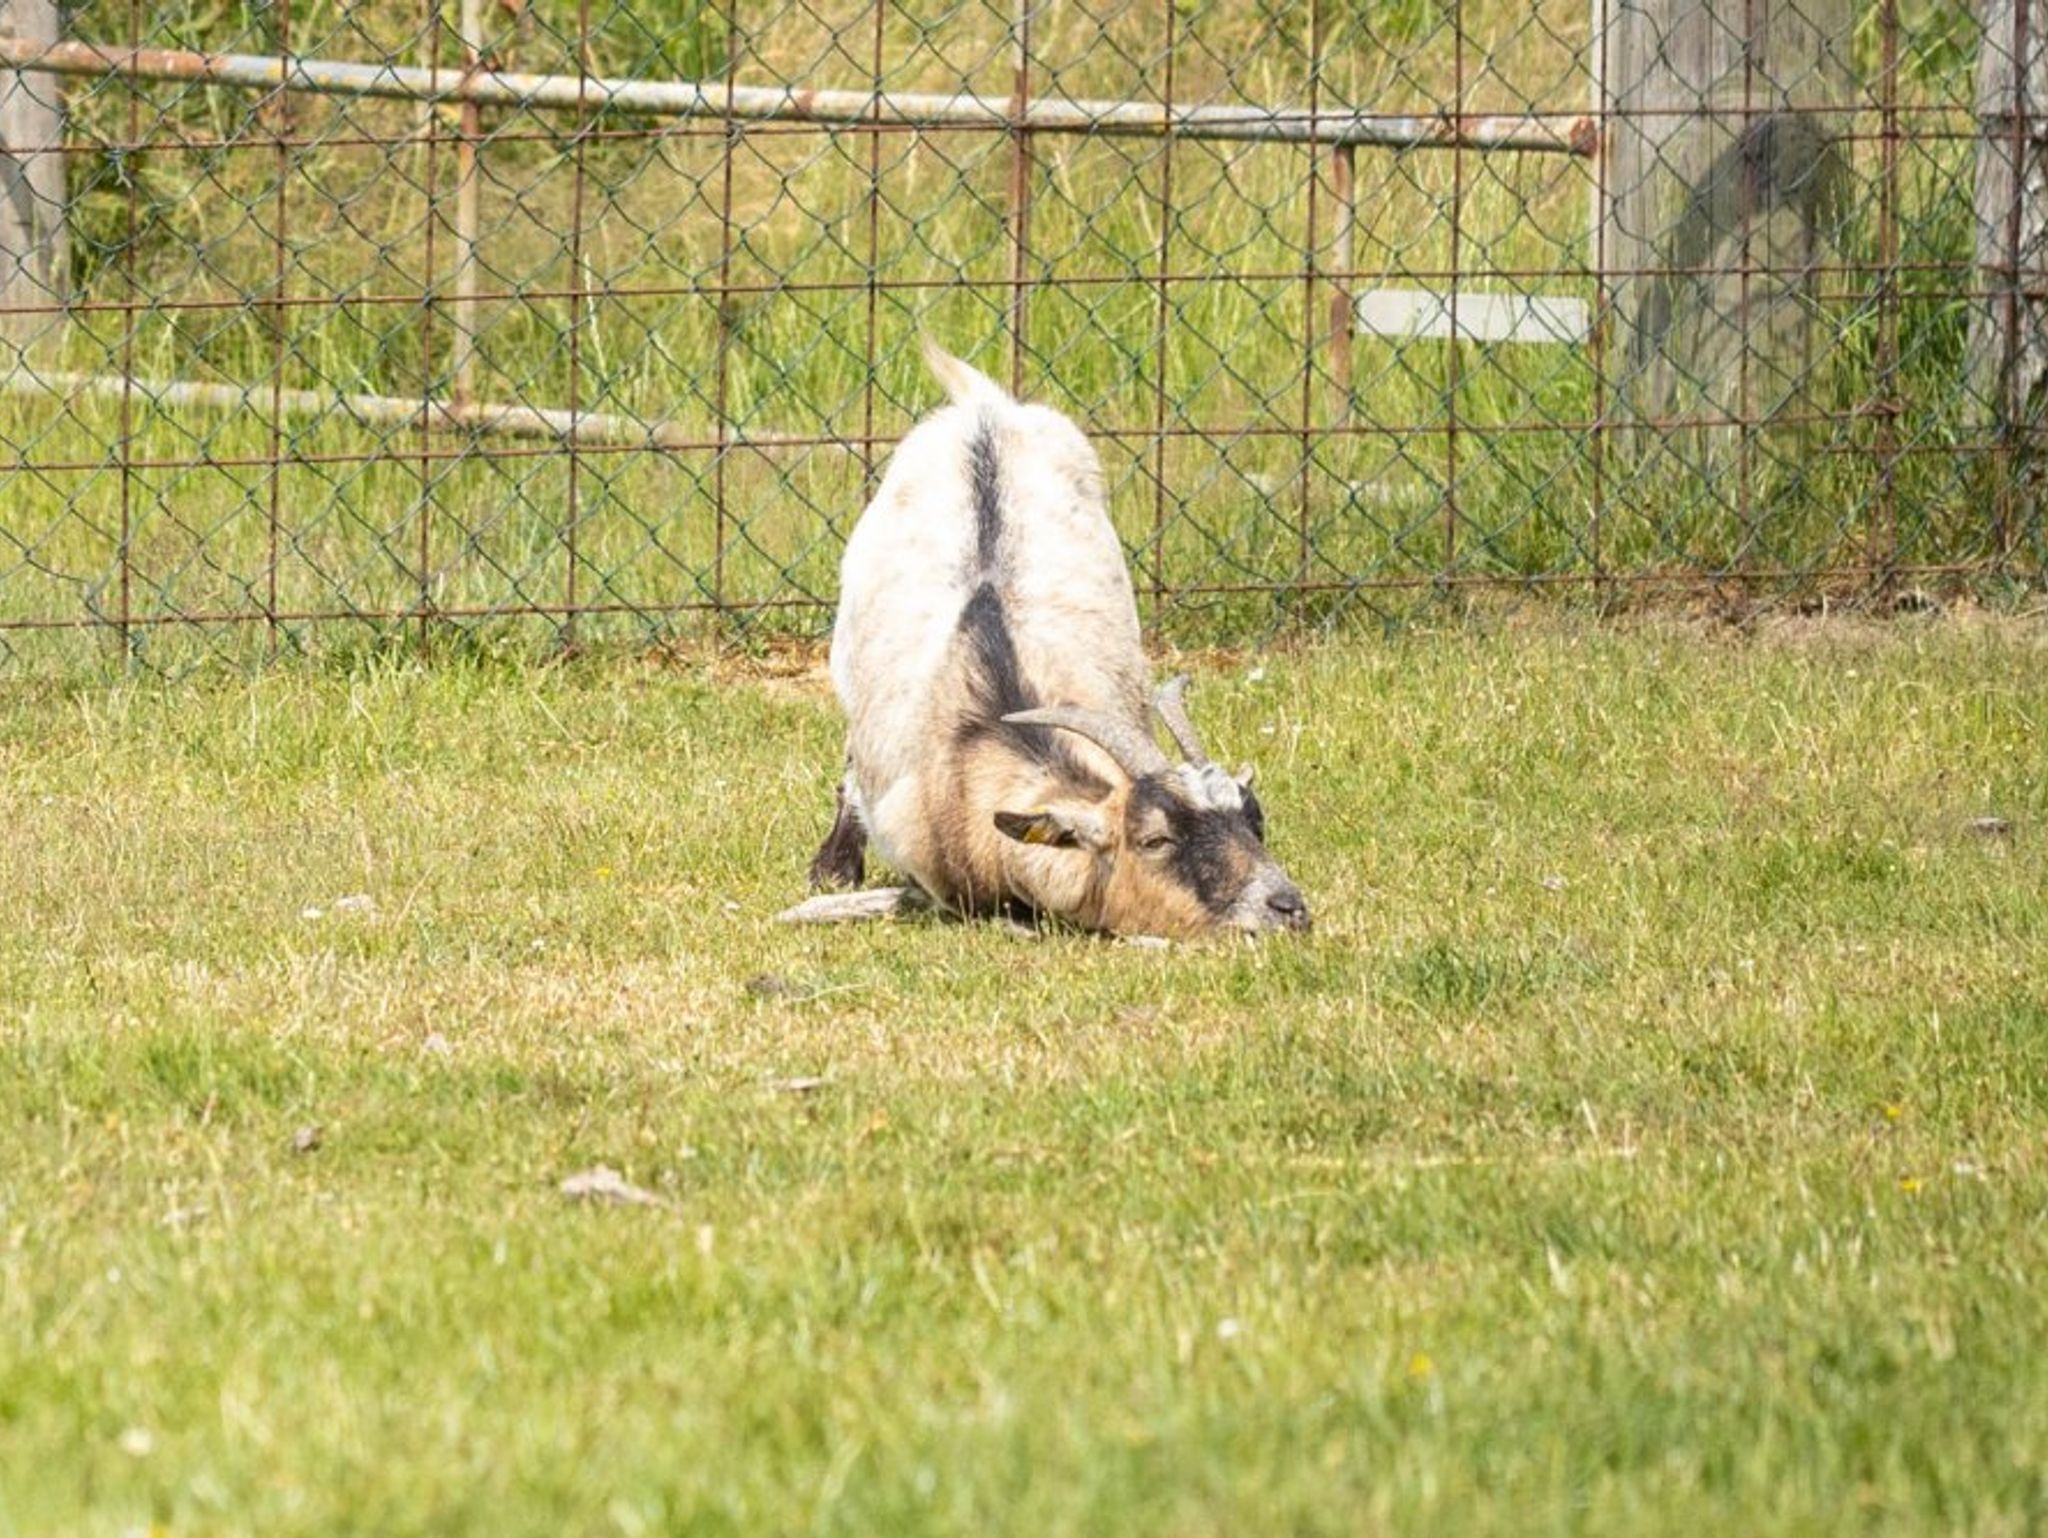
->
806;344;1308;936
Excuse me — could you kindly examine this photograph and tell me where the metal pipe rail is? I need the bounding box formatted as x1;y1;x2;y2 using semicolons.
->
0;36;1595;154
0;369;850;455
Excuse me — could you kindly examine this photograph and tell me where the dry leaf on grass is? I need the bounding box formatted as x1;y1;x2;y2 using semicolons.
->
558;1165;670;1209
301;893;378;922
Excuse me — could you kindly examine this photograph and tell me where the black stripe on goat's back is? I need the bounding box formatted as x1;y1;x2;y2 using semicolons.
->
956;581;1108;795
969;412;1002;573
960;581;1029;720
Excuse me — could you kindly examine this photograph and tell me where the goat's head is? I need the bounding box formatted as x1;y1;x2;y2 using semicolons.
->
994;678;1309;937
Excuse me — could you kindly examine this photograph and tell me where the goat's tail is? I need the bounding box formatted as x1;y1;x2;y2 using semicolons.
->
922;337;1010;409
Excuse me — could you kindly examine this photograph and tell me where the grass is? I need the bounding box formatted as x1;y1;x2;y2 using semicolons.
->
3;615;2046;1534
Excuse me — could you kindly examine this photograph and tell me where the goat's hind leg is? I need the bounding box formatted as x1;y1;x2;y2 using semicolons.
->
807;761;868;891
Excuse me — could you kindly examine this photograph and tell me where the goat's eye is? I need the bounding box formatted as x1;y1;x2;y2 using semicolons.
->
1139;833;1176;854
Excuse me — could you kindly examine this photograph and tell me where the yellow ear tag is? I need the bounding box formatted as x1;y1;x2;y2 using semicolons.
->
1017;814;1062;845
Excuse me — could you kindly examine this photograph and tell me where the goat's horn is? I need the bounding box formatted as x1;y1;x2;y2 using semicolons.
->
1151;674;1212;765
1003;707;1169;780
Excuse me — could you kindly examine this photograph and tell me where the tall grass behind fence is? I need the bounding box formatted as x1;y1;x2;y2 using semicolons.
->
0;0;2030;672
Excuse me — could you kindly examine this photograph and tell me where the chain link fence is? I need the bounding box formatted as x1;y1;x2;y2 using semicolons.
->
0;0;2038;670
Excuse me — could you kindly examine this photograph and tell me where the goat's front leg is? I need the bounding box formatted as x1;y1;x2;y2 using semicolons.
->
807;762;868;890
776;886;923;924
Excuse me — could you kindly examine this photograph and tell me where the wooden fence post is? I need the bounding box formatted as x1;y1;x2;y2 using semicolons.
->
1599;0;1853;465
0;0;63;357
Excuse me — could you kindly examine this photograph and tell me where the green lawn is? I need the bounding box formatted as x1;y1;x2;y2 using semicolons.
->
2;616;2045;1535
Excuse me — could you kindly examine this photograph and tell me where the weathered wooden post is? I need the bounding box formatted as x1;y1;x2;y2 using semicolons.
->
1969;0;2048;552
1599;0;1853;486
0;0;62;358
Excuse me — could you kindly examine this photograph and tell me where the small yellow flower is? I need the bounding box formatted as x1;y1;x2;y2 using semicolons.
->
1408;1352;1435;1379
1884;1103;1904;1122
593;865;615;880
1899;1176;1921;1193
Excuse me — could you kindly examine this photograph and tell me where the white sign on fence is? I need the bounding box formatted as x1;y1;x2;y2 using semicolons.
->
1355;287;1588;346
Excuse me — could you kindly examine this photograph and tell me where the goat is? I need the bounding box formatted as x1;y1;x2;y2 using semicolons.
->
787;342;1309;938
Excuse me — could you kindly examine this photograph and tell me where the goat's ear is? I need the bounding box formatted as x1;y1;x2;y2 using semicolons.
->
1237;778;1267;841
994;805;1110;850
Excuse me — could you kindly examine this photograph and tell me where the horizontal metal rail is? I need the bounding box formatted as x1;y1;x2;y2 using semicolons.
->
0;104;1990;163
0;36;1596;154
0;369;855;455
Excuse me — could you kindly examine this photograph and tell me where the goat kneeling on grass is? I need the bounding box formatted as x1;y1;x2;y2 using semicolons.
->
783;341;1309;939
